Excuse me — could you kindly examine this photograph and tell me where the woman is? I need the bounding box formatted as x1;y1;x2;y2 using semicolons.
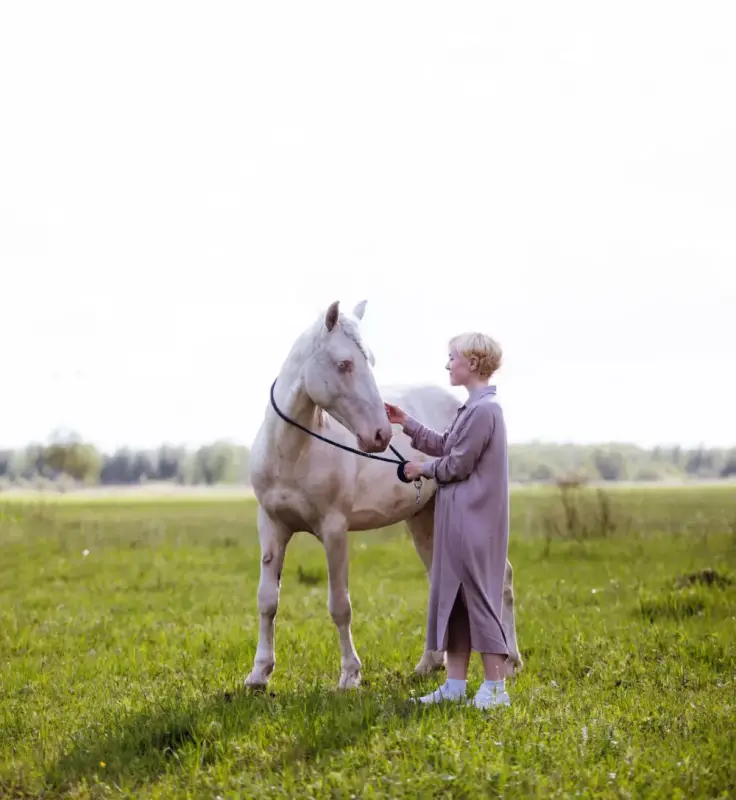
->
385;332;511;709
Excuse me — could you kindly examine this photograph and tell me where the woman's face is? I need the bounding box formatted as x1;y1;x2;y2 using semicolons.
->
445;348;474;386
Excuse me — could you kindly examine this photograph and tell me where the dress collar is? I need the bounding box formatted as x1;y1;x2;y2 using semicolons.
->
462;384;497;408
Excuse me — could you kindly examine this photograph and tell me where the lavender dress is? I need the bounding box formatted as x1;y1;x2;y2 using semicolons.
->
403;386;509;656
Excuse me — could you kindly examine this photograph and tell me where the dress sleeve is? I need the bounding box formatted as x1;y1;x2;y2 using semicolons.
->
421;405;494;483
402;415;450;457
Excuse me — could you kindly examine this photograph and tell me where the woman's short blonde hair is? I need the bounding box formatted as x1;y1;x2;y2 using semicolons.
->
449;332;503;378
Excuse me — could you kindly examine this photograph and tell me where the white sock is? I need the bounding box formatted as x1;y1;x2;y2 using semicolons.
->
482;679;505;692
444;678;467;696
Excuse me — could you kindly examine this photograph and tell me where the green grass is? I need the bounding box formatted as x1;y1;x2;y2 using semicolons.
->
1;485;735;798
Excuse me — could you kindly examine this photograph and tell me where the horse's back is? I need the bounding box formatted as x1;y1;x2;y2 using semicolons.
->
381;383;461;432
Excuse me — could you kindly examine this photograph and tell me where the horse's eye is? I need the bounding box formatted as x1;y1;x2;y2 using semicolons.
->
338;360;353;373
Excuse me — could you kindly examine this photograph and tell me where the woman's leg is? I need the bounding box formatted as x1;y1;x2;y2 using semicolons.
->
415;591;471;704
447;591;472;680
469;594;511;709
480;653;506;682
472;652;511;709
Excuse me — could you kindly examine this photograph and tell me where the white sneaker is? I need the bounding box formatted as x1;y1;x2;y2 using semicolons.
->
470;683;511;709
412;681;467;705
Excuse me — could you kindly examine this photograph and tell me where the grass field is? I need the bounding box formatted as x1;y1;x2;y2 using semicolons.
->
1;485;735;798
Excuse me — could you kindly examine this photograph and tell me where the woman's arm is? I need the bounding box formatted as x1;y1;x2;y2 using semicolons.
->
421;405;494;483
402;415;450;457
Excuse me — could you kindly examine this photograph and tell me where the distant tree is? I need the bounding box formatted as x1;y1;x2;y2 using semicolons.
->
192;442;243;484
100;448;134;484
721;450;736;478
176;451;197;485
157;445;183;481
634;466;664;481
530;463;555;482
685;447;705;475
131;451;154;483
44;430;101;484
592;448;625;481
7;444;46;480
0;450;10;478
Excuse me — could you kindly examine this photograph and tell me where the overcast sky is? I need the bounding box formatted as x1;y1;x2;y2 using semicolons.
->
1;1;734;451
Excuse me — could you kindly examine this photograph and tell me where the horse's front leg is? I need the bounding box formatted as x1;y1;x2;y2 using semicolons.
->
320;517;362;689
244;507;293;687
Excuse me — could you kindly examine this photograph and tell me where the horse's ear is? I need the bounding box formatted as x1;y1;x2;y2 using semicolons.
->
352;299;367;321
325;300;340;331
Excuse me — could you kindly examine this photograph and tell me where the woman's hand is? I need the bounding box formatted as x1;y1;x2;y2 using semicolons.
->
384;402;407;426
403;461;424;480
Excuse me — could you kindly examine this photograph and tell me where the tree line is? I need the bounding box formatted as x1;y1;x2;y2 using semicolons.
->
0;434;249;490
0;431;735;490
507;442;736;483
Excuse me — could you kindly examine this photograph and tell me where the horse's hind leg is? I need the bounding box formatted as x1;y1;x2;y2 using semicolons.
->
502;559;523;677
404;497;446;675
244;507;293;687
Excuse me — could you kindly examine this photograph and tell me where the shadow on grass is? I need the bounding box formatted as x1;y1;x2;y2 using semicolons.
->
45;671;435;794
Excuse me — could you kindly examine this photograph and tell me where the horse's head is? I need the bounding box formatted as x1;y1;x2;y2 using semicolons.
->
303;299;392;453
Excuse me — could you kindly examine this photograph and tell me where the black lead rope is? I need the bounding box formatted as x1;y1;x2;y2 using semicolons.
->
269;379;417;483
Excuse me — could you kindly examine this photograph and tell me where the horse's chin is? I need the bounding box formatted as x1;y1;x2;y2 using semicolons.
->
356;435;387;455
356;435;378;454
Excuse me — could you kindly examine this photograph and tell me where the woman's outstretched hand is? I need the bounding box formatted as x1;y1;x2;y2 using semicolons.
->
384;402;407;426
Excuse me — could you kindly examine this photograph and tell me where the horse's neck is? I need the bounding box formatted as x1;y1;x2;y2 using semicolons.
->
266;348;324;461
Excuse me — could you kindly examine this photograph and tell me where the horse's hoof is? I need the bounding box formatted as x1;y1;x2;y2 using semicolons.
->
338;670;361;689
505;656;523;678
244;669;271;688
414;651;446;675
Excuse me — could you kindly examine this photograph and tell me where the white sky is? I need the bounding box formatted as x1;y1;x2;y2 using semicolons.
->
1;1;734;451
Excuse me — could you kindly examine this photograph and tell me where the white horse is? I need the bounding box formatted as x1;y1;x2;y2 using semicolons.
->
245;300;522;689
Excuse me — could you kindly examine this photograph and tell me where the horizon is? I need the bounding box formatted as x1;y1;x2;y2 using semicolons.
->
5;425;735;455
2;2;734;452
